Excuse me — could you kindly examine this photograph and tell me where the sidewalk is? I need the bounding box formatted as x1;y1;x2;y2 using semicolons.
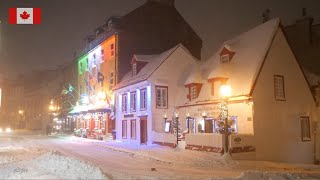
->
53;134;320;174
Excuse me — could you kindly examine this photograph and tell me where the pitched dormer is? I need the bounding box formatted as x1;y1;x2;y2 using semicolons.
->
207;77;228;96
219;45;235;64
131;55;151;76
185;83;203;101
184;68;203;101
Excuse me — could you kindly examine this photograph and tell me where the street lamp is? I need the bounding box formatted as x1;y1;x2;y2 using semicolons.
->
186;112;190;133
220;85;232;154
163;113;167;124
201;112;207;133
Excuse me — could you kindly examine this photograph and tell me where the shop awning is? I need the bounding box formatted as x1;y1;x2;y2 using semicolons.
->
87;102;111;113
68;108;80;115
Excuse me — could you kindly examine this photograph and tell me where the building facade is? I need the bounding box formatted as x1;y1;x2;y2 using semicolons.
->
114;45;198;144
71;0;202;139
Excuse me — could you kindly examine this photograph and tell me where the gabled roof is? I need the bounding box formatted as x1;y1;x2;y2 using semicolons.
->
201;18;280;97
114;45;181;90
132;55;156;63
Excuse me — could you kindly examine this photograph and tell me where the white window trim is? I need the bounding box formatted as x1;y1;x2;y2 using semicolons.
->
156;86;168;109
191;86;197;100
220;54;230;64
122;94;128;112
140;89;147;111
132;63;137;76
130;92;136;112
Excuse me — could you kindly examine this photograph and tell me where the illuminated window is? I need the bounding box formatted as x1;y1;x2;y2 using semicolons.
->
130;120;136;139
220;54;230;64
132;63;137;76
156;86;168;109
301;116;311;141
86;58;89;71
80;62;83;74
191;86;197;100
140;88;147;110
101;49;104;62
122;94;127;112
122;120;127;139
130;92;136;112
274;75;285;101
110;72;114;84
110;44;115;57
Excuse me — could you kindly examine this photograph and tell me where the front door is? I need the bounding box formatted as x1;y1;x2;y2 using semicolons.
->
140;117;147;144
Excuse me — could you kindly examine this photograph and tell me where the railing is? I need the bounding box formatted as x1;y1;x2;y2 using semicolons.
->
151;131;176;147
185;133;224;153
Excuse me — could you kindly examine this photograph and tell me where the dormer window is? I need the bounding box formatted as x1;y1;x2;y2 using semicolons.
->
191;86;197;100
220;54;230;64
185;83;203;101
219;46;235;64
207;77;228;96
132;63;137;76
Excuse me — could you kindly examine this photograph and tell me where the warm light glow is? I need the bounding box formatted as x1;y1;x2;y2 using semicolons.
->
5;128;12;133
82;95;89;105
202;112;206;116
163;114;167;119
220;85;232;98
175;113;179;118
49;105;54;111
186;112;190;117
18;110;24;114
97;91;106;99
53;118;58;121
0;128;2;133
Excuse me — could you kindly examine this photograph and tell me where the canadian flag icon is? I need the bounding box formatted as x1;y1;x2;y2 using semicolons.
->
9;8;41;24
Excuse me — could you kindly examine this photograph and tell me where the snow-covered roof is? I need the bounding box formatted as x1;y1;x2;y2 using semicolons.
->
201;18;280;96
114;45;180;90
184;65;203;85
133;54;156;63
302;67;320;86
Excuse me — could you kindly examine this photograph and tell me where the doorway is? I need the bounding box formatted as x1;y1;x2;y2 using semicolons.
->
140;116;147;144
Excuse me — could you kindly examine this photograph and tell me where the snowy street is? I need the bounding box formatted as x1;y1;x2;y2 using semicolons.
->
1;130;320;179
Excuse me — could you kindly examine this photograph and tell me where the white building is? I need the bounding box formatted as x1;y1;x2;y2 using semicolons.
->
175;18;318;163
114;44;198;145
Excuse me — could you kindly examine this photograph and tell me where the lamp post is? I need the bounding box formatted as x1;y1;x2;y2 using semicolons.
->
186;112;190;133
163;113;167;132
202;112;207;133
220;85;231;154
18;110;24;129
175;113;179;146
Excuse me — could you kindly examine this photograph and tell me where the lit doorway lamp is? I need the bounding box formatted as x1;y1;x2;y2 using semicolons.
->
186;112;190;133
220;85;231;154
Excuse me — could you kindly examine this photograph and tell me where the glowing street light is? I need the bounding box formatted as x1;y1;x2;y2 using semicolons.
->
220;85;231;98
18;110;24;114
220;85;232;154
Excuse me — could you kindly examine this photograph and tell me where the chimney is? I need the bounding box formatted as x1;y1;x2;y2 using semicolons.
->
148;0;175;7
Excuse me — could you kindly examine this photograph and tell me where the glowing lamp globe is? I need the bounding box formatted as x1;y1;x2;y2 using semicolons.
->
220;85;231;98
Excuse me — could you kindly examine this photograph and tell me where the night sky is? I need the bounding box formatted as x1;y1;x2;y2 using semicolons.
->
1;0;320;78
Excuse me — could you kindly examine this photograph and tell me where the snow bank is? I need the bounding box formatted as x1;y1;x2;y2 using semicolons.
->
0;151;108;179
234;170;320;180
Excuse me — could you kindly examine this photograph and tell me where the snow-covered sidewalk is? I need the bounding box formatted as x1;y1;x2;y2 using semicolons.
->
54;134;320;179
1;132;320;179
